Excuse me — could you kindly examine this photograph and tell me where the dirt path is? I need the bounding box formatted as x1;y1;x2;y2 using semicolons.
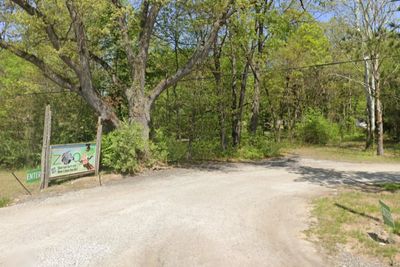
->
0;158;399;267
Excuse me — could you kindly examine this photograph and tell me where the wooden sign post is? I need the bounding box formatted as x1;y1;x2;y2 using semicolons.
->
40;105;52;190
39;110;102;189
95;117;103;184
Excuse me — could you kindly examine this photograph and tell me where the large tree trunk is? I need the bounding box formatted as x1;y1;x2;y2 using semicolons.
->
6;0;234;140
129;97;152;140
130;1;234;141
126;51;152;139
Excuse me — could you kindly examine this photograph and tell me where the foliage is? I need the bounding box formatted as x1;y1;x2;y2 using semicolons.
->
0;51;97;169
296;109;340;145
395;221;400;236
102;121;167;174
0;197;10;208
235;134;281;160
149;129;169;165
379;183;400;192
1;1;400;171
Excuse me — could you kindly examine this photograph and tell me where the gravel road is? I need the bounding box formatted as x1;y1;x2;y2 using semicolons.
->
0;157;399;267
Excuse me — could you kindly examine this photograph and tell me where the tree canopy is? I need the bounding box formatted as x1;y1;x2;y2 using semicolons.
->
1;0;399;168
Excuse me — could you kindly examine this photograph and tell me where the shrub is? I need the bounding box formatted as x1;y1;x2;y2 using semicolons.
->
297;110;340;145
236;146;264;160
101;121;167;174
235;134;281;160
166;138;188;162
191;140;221;160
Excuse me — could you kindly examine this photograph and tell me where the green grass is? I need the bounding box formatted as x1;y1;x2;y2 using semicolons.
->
378;183;400;192
0;197;10;208
286;141;400;163
309;190;400;264
395;221;400;236
0;169;41;203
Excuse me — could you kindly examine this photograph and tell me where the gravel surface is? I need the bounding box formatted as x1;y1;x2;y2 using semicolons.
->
0;157;398;267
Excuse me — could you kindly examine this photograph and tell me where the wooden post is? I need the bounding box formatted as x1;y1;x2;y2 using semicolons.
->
95;117;102;177
40;105;52;190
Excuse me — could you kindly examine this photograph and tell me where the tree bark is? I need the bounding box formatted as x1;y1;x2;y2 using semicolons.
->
250;62;261;134
249;1;271;134
212;33;228;151
235;62;250;146
364;57;375;149
231;54;239;147
373;57;384;156
8;0;235;138
67;0;120;127
132;1;234;140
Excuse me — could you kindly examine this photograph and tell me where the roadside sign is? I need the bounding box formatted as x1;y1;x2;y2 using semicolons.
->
379;200;395;228
49;143;96;178
26;168;41;183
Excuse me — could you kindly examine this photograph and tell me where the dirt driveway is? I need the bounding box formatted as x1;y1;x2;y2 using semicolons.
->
0;157;399;267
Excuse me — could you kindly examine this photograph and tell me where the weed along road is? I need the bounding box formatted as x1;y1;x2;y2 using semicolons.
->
0;158;399;267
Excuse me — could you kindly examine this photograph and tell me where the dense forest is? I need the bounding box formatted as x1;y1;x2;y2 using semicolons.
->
0;0;399;171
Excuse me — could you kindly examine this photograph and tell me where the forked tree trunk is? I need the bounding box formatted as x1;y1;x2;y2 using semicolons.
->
5;0;235;141
124;1;234;141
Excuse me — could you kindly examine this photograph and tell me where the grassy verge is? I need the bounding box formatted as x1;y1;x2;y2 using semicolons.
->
308;189;400;265
286;141;400;163
0;169;125;207
0;197;10;208
0;169;41;206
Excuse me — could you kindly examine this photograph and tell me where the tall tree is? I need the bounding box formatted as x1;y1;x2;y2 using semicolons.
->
336;0;399;155
249;0;273;134
0;0;235;139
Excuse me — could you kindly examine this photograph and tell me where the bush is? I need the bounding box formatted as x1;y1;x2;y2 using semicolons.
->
297;110;339;145
0;132;38;169
235;134;281;160
101;121;167;174
191;140;221;160
165;138;188;162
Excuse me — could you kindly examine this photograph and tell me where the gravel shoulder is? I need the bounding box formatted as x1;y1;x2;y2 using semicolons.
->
0;158;398;267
